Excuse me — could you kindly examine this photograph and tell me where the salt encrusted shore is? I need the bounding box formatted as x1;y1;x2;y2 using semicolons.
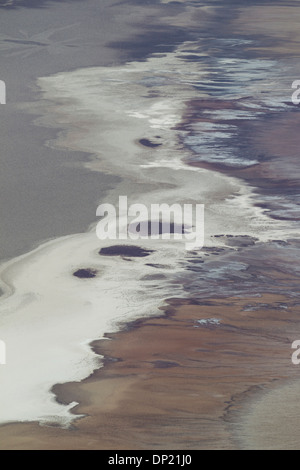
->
1;0;300;450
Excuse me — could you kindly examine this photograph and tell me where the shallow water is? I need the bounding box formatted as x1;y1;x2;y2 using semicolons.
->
0;0;299;429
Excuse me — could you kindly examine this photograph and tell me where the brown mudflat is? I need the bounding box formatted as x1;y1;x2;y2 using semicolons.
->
0;292;299;450
99;245;154;258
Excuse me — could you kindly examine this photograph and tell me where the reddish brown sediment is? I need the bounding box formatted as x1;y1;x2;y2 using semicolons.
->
0;291;299;450
233;5;300;57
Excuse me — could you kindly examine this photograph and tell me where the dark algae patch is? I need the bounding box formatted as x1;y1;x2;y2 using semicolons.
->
139;138;162;148
73;268;98;279
99;245;154;258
